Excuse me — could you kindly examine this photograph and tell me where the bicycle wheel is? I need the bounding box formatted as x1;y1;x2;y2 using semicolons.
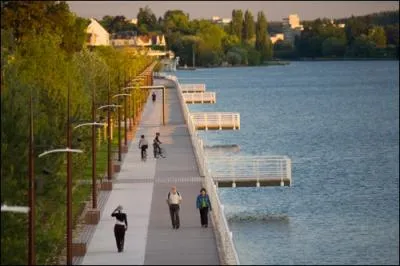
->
159;147;166;158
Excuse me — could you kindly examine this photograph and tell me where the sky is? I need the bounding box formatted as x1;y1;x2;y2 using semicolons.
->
67;1;399;22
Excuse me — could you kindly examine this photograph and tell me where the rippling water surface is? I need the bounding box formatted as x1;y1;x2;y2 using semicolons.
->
176;61;399;265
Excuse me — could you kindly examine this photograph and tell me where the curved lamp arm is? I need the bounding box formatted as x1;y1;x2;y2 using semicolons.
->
1;204;30;213
112;94;131;98
38;148;83;158
97;104;122;110
73;122;107;130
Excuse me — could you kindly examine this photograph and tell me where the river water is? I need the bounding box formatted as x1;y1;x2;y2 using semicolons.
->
176;61;399;265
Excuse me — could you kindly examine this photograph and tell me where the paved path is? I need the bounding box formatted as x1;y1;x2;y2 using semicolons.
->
79;80;219;265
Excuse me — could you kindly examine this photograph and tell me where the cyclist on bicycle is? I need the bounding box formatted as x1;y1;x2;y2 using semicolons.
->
138;135;148;160
153;132;162;158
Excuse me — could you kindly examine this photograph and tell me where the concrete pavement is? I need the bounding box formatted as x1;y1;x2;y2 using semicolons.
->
78;79;219;265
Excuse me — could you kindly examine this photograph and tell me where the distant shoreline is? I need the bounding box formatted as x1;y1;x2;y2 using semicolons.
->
178;57;398;69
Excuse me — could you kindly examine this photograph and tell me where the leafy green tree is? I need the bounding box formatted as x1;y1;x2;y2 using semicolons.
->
321;37;347;57
231;9;243;41
137;6;157;32
242;10;255;43
226;50;242;65
1;1;87;54
228;46;248;65
255;11;273;61
273;40;297;59
367;26;387;48
384;24;399;47
163;10;190;34
222;34;241;53
347;34;376;57
247;46;261;65
345;16;369;45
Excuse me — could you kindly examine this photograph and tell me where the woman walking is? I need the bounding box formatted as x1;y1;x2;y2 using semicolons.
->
196;188;212;228
111;205;128;252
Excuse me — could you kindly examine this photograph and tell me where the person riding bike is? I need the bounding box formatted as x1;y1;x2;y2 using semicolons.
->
153;132;163;158
138;135;148;160
152;92;156;102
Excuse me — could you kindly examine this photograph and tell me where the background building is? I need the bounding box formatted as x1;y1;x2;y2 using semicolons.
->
282;14;304;44
86;18;110;46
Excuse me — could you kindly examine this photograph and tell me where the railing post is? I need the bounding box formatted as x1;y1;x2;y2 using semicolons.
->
280;159;284;187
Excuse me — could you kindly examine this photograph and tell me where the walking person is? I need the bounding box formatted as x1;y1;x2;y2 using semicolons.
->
196;188;212;228
166;186;182;229
153;132;163;158
111;205;128;252
138;135;148;161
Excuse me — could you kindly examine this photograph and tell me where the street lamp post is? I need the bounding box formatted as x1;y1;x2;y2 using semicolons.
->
97;104;122;182
37;148;83;265
28;86;35;265
123;72;128;147
117;74;121;162
107;75;111;180
91;83;96;209
37;73;84;264
66;78;73;265
73;122;106;212
112;94;131;152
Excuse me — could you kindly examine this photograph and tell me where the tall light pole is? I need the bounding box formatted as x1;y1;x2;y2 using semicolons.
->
117;73;122;162
91;82;96;209
37;147;83;265
123;72;128;147
28;85;35;265
73;122;106;210
112;94;131;154
107;74;112;180
97;104;122;181
66;75;72;265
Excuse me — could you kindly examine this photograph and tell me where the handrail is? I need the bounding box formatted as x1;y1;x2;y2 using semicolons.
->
167;75;240;265
183;92;216;103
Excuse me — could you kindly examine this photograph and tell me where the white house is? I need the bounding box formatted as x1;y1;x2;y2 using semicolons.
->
86;18;110;46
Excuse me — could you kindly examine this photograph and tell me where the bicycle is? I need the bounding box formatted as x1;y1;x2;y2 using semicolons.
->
154;145;166;158
142;149;147;161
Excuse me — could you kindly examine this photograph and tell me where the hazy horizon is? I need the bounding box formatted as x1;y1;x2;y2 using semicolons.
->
67;1;399;22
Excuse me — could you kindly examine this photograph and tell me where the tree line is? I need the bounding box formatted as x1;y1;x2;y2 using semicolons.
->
99;7;274;67
101;7;399;65
1;1;153;264
276;10;399;59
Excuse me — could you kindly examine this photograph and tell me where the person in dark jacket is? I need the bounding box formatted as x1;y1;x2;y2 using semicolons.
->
153;132;163;158
196;188;212;228
111;205;128;252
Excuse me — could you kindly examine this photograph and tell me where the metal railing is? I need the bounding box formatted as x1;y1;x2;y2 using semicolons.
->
167;75;240;265
207;156;292;186
180;83;206;92
183;92;216;104
191;112;240;130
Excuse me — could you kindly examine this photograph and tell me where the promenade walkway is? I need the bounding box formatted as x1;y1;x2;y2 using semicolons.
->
79;80;219;265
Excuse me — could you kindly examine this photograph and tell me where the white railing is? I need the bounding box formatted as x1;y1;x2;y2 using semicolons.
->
167;75;240;265
207;156;292;186
191;112;240;130
180;83;206;92
183;92;216;104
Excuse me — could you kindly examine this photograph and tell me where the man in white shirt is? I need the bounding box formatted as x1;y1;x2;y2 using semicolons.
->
166;186;182;229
